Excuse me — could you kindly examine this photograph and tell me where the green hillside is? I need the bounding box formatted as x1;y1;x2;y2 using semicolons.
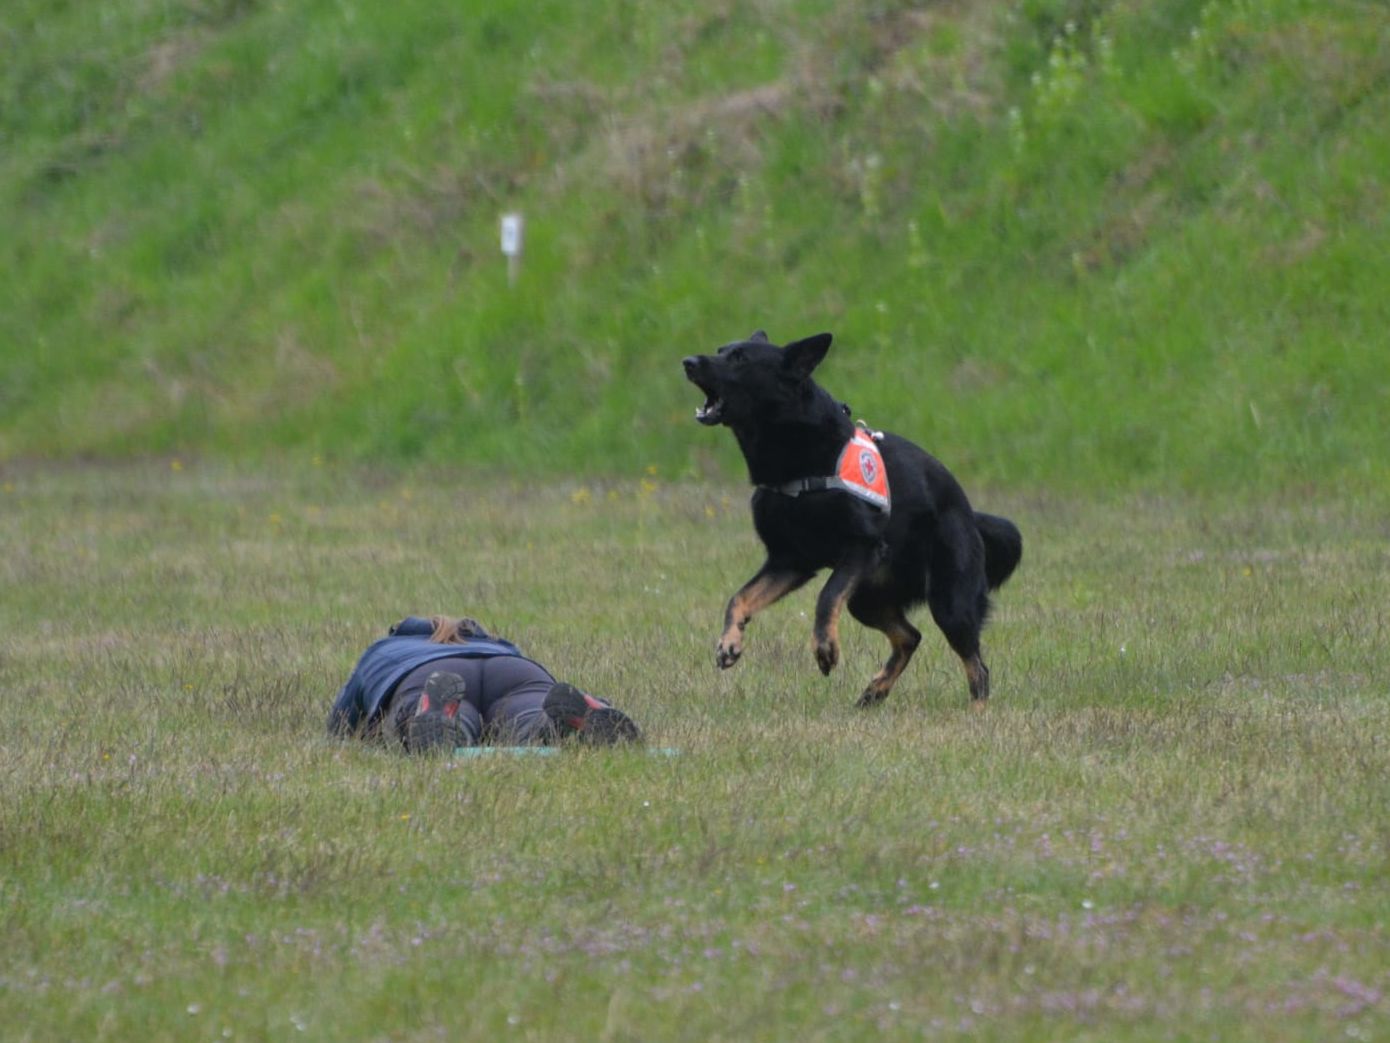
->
2;0;1387;492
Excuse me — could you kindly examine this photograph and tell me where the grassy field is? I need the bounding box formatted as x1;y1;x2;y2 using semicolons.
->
2;461;1386;1040
5;0;1387;1038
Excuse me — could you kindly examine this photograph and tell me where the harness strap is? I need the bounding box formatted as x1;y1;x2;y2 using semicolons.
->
758;422;891;513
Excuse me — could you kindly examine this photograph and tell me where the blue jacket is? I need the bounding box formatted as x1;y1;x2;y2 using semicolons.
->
327;617;534;736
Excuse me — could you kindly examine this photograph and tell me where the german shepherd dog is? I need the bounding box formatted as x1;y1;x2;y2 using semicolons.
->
682;331;1022;706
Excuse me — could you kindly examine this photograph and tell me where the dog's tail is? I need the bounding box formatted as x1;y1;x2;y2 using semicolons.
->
975;512;1022;590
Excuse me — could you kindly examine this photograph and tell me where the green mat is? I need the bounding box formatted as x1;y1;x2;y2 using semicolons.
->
452;746;680;758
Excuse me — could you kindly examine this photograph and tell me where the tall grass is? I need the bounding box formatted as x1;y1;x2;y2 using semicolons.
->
2;0;1387;493
1;462;1388;1039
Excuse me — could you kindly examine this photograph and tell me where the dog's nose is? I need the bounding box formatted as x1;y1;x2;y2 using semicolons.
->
682;356;700;375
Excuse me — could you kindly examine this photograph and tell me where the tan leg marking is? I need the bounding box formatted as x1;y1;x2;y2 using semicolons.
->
963;653;990;703
716;570;808;669
856;616;921;707
813;591;851;676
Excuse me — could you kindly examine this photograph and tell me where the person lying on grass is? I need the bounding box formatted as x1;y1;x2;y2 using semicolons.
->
327;615;640;753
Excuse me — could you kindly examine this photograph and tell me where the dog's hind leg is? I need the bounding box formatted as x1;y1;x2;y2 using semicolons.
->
926;580;992;704
849;599;922;708
926;513;995;705
717;564;813;669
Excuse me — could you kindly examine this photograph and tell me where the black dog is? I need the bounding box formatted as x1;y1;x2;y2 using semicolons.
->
682;330;1021;706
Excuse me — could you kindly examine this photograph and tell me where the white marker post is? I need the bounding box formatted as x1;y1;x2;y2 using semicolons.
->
500;212;524;287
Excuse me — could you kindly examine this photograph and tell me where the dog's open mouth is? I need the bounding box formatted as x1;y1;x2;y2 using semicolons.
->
694;389;724;425
683;358;725;425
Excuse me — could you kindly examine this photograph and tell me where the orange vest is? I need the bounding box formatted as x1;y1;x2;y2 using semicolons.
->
834;424;890;511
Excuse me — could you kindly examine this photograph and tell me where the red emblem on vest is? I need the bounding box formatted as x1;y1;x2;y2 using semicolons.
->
859;450;878;484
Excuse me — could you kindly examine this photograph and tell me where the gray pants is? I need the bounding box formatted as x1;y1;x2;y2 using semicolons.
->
381;655;559;747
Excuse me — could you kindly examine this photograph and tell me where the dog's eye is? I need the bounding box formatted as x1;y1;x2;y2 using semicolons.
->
729;348;746;364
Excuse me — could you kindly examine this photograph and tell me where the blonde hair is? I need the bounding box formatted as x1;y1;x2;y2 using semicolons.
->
428;616;488;645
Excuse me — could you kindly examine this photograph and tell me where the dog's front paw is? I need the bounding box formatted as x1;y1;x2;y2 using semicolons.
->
814;637;839;676
715;635;743;670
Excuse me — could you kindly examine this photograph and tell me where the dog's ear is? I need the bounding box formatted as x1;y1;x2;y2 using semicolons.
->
782;333;832;378
748;330;770;343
